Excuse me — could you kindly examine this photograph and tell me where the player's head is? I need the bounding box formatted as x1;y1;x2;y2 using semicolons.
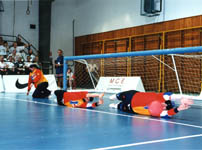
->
29;64;39;71
84;97;94;102
165;100;175;110
67;68;72;73
57;49;63;56
148;101;164;117
29;64;39;69
89;97;94;102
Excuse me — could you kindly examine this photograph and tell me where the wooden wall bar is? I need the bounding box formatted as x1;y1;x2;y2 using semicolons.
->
75;15;202;53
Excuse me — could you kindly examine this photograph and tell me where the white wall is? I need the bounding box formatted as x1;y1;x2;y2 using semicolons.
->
74;0;202;36
0;0;39;49
0;1;14;38
165;0;202;21
74;0;163;36
51;0;76;61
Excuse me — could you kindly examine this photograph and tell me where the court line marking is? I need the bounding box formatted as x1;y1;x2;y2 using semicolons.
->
81;108;202;129
90;134;202;150
2;96;202;129
2;96;58;107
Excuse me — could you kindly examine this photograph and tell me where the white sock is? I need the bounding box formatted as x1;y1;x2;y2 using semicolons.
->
109;103;118;109
109;94;117;100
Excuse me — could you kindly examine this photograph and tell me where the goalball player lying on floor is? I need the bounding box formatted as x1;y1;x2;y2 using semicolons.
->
109;90;193;118
54;90;104;108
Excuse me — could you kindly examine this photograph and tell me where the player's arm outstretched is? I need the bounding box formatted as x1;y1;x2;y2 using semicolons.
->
160;92;193;117
177;98;193;111
163;92;193;109
27;75;33;95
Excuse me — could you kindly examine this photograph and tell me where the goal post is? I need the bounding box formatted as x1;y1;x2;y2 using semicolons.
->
63;46;202;98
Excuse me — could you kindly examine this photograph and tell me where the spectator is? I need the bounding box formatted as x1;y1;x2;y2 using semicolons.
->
32;55;42;68
28;49;35;62
9;42;27;54
0;40;6;56
6;56;16;75
54;49;64;89
8;49;21;63
67;68;74;90
3;41;9;57
16;37;25;46
24;55;33;74
15;57;25;74
0;56;7;75
20;50;27;61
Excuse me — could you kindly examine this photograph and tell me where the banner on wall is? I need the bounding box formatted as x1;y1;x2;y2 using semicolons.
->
1;75;57;93
95;77;145;93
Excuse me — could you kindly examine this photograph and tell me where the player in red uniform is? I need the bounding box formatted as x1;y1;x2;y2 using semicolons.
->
109;90;193;118
27;64;51;98
54;90;104;108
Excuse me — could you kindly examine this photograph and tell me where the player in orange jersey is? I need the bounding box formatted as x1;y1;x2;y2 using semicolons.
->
109;90;193;118
27;64;51;98
54;90;104;108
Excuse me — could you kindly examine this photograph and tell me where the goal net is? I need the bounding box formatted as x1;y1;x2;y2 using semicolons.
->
63;46;202;97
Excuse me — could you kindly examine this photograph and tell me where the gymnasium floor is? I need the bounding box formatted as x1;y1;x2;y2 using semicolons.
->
0;92;202;150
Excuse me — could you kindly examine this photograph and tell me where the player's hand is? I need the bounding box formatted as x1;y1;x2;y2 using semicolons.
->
98;99;104;105
161;103;167;110
27;88;31;95
99;93;104;99
181;98;193;106
177;103;191;111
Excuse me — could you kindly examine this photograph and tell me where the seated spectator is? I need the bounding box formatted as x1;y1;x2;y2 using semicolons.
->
16;37;25;46
6;56;16;75
15;57;25;74
24;55;33;74
28;49;36;62
20;49;28;61
8;49;21;63
32;55;42;68
9;42;27;54
0;56;7;75
0;40;7;56
3;41;9;57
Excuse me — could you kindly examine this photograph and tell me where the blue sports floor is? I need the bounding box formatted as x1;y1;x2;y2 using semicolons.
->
0;92;202;150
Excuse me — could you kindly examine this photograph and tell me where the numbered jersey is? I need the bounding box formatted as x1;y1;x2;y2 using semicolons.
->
63;91;88;102
28;69;47;91
131;92;177;117
63;91;98;108
64;99;87;108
